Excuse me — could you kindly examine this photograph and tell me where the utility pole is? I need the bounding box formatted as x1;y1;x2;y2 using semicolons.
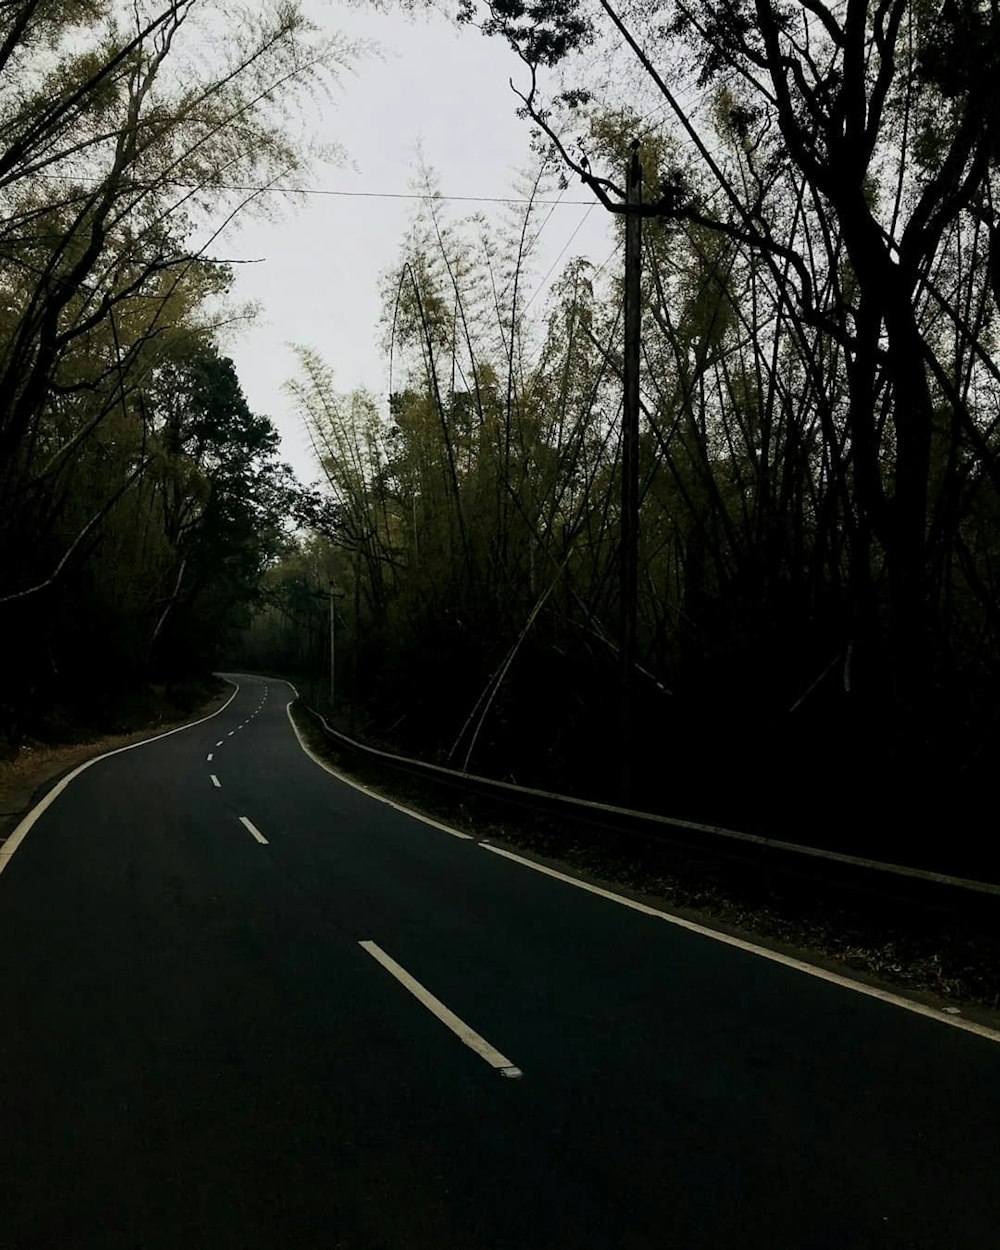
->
621;140;642;804
335;582;342;710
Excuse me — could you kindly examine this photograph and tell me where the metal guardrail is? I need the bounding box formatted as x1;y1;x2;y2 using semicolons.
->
302;704;1000;899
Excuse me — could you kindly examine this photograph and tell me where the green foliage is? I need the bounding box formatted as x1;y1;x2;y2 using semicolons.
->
0;0;350;747
236;89;1000;868
458;0;593;67
214;1;1000;865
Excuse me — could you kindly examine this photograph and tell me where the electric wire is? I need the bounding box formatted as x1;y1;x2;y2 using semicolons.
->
24;172;598;207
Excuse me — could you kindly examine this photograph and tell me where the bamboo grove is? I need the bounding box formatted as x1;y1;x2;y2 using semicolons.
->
244;0;1000;871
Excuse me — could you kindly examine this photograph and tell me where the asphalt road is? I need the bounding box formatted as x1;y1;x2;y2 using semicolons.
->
2;674;999;1249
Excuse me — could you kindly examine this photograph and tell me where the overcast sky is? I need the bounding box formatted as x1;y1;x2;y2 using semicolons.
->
219;1;614;485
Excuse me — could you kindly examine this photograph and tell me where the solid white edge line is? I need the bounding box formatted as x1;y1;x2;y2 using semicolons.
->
285;702;474;841
480;844;1000;1046
239;816;268;845
0;680;241;878
359;940;520;1076
231;677;999;1049
210;774;221;788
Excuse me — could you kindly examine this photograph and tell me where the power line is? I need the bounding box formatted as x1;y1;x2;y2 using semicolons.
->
522;204;597;313
226;185;597;207
28;172;597;207
593;240;624;280
521;233;622;376
523;184;569;254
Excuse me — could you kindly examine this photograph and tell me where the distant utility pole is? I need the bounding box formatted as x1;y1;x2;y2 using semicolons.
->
621;140;643;804
335;582;342;710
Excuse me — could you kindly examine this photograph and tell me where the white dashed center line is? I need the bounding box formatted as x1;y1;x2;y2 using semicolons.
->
207;752;213;762
239;816;268;844
359;940;522;1079
210;774;221;788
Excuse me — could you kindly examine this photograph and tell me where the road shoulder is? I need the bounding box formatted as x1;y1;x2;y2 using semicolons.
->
288;700;1000;1035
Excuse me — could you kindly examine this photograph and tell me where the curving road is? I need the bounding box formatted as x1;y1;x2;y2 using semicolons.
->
1;674;999;1248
